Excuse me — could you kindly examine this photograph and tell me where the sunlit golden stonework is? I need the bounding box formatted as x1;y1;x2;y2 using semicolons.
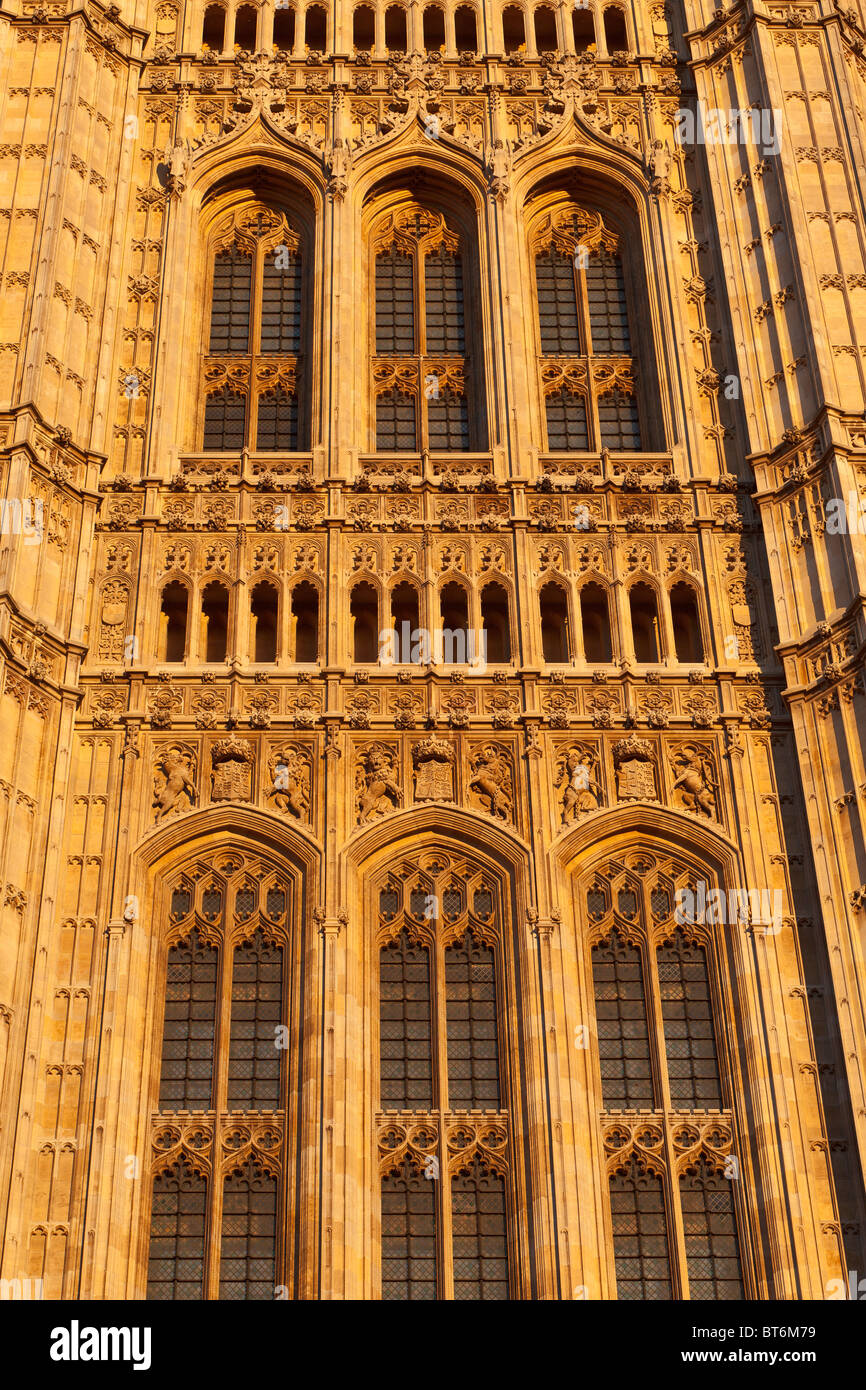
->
1;0;866;1302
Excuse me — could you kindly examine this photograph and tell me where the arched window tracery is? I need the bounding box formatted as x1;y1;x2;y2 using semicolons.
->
371;203;483;452
147;852;293;1300
376;856;511;1299
533;205;643;453
202;204;306;453
584;851;746;1299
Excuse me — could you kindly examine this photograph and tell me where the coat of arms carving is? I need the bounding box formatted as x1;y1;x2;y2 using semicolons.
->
412;736;455;802
210;736;254;802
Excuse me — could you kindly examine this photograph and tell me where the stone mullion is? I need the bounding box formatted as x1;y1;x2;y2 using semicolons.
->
512;524;537;668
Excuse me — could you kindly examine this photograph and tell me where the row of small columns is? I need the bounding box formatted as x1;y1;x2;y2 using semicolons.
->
198;0;634;63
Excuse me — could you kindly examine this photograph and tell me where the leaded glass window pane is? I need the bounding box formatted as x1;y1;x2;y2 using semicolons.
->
260;254;301;353
450;1159;509;1300
680;1159;744;1300
598;390;641;450
657;930;722;1109
591;930;654;1110
428;392;469;451
147;1161;207;1301
585;251;631;353
219;1161;277;1301
445;930;500;1109
536;251;581;354
545;389;588;451
380;930;433;1109
376;389;417;451
227;930;283;1110
159;928;217;1110
610;1158;672;1301
424;249;465;353
376;251;415;354
256;389;298;451
203;389;246;452
381;1159;437;1300
209;249;252;353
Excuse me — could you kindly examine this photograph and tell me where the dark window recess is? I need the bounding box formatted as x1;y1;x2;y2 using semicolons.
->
202;4;225;50
536;251;580;354
384;4;407;50
671;584;703;663
445;930;500;1109
424;250;464;353
273;7;294;50
376;251;415;354
256;389;298;451
540;582;571;663
591;929;655;1110
581;583;613;662
209;249;252;353
234;4;257;49
680;1159;744;1300
604;6;628;52
219;1160;277;1301
629;583;660;663
379;930;433;1109
598;391;642;450
201;582;229;663
159;929;217;1110
534;6;557;51
423;5;445;51
353;6;375;49
250;582;278;663
450;1158;509;1300
572;8;594;50
305;4;326;49
227;930;283;1111
291;581;319;662
376;390;417;451
160;581;188;662
147;1160;207;1301
657;930;722;1109
454;5;477;50
545;389;589;451
585;252;631;353
427;392;469;451
381;1159;437;1301
260;256;301;353
610;1158;672;1301
502;4;525;52
481;583;511;663
350;581;379;662
203;389;246;452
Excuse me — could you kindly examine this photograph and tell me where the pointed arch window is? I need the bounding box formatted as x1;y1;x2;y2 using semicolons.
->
372;205;483;452
534;206;643;453
202;205;306;452
585;859;745;1299
148;855;292;1300
377;867;511;1299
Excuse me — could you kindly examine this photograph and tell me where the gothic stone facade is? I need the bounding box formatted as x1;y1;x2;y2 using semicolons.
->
1;0;866;1300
